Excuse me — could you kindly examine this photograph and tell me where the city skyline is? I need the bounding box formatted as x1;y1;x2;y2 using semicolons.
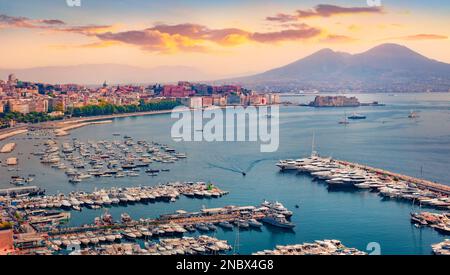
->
1;0;449;79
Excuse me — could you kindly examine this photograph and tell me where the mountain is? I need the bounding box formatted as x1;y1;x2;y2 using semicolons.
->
226;44;450;92
0;64;214;85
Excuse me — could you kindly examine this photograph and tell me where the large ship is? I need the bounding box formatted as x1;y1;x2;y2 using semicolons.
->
261;214;295;229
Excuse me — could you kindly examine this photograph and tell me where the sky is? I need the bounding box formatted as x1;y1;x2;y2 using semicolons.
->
0;0;449;78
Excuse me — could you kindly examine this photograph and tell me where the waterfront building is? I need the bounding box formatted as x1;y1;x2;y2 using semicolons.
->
202;96;213;107
8;99;30;114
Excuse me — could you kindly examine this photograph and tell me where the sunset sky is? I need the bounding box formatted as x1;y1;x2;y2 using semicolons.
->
1;0;449;78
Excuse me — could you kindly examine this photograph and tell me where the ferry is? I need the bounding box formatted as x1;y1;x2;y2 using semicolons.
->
348;113;366;120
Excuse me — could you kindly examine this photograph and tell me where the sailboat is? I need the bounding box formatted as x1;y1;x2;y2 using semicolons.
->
338;112;350;125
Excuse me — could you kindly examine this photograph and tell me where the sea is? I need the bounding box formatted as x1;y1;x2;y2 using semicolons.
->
1;92;449;255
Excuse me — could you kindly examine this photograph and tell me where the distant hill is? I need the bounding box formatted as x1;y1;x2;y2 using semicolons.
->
0;64;214;85
225;43;450;92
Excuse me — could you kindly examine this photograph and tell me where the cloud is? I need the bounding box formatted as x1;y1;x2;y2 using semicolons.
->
96;29;209;53
266;13;299;23
0;14;66;29
395;34;448;41
321;34;356;43
95;23;322;53
251;26;321;43
58;25;116;36
266;4;384;22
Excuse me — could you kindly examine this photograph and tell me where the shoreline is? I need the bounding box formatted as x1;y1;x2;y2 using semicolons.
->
0;109;177;141
0;105;269;141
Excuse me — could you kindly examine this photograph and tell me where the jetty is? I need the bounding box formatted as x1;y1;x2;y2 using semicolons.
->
54;120;113;136
0;142;16;153
0;129;28;141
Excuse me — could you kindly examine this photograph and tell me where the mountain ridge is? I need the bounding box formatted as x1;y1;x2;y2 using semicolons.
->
224;43;450;92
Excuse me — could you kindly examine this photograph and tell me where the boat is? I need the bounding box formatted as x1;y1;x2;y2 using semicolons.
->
408;110;419;119
432;224;450;235
338;113;350;125
195;223;210;232
234;220;249;229
261;214;295;229
122;231;137;240
348;113;366;120
206;223;217;231
121;213;132;223
217;221;233;230
184;224;196;232
354;182;372;189
248;219;263;228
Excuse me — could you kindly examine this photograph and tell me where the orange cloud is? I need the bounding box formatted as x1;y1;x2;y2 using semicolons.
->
95;23;322;53
321;34;356;43
396;34;448;41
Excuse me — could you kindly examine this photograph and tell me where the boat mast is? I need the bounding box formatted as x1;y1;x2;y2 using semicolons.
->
311;131;317;157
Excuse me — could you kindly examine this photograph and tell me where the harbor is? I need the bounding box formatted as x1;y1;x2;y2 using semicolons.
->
2;192;295;254
1;93;450;255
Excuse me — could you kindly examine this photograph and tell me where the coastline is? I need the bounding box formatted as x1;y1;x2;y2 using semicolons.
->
0;109;177;142
0;105;275;141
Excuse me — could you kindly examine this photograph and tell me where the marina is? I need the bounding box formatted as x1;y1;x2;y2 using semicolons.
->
2;182;228;211
66;236;231;255
410;212;450;235
34;137;188;184
276;154;450;210
252;239;366;255
2;195;294;255
432;239;450;255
